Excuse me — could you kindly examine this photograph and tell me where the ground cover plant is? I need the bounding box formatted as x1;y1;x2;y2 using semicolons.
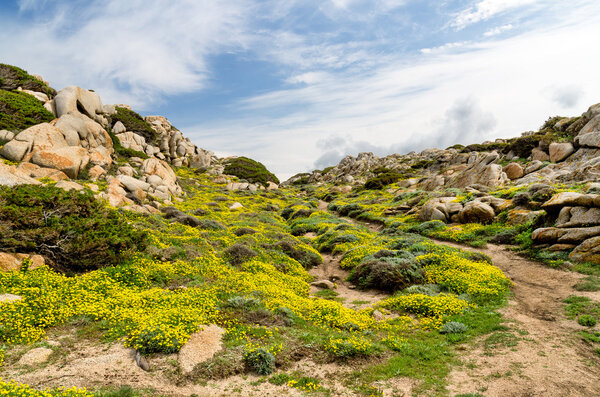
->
0;170;513;396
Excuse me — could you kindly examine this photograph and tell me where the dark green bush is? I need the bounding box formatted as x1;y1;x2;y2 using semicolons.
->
272;240;322;268
363;172;402;190
0;89;55;131
0;64;56;96
0;185;147;273
316;231;360;252
108;128;149;159
407;220;446;235
224;243;258;265
223;156;279;186
349;256;424;291
112;106;158;144
578;315;597;327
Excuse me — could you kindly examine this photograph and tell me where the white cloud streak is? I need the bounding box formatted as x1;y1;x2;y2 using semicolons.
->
452;0;539;30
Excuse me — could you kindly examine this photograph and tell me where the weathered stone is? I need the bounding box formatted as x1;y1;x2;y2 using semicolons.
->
531;227;567;243
0;162;41;186
116;175;151;192
87;165;106;180
0;130;15;141
504;163;524;180
506;209;544;226
0;253;44;272
458;201;495;224
549;142;574;162
420;197;463;223
556;207;600;228
311;280;336;289
570;236;600;264
542;192;596;209
229;202;243;210
524;160;543;175
475;196;512;212
54;86;104;119
113;121;126;134
54;180;84;191
556;226;600;243
549;244;576;251
531;148;550;162
31;146;90;179
576;131;600;148
578;114;600;136
267;181;279;190
178;325;225;374
0;123;68;162
18;347;53;366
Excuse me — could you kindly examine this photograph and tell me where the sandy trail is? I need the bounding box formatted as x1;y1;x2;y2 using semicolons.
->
436;240;600;397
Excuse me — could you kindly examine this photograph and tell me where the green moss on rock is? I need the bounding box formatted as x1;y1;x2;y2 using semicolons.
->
223;156;279;186
0;89;55;131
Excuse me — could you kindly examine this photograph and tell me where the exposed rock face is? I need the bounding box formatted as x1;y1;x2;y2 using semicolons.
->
0;252;45;272
419;197;462;223
549;142;574;162
0;162;41;186
31;146;90;179
504;163;524;180
458;201;495;224
569;236;600;263
54;85;105;124
0;123;68;162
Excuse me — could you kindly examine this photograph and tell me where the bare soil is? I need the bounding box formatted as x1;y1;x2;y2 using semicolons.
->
438;241;600;397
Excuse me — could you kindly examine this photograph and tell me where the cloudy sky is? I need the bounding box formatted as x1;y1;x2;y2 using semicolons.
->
2;0;600;179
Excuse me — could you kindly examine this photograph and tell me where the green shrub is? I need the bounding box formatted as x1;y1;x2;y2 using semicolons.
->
225;296;261;308
578;315;597;327
243;347;275;375
108;128;149;159
272;241;322;268
364;172;402;190
405;284;441;296
439;321;468;334
112;106;158;144
0;185;147;273
223;156;279;186
0;64;56;96
407;220;446;235
316;231;360;252
0;89;55;131
349;256;424;291
224;243;258;265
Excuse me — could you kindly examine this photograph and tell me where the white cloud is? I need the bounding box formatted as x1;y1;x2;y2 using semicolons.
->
483;23;514;36
453;0;538;30
1;0;251;108
186;4;600;179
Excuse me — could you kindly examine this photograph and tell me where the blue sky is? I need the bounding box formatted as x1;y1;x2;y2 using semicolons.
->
2;0;600;179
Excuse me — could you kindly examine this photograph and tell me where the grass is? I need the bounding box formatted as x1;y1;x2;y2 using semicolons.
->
313;289;344;302
573;276;600;292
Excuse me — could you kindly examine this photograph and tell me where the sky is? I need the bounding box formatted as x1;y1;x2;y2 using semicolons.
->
1;0;600;180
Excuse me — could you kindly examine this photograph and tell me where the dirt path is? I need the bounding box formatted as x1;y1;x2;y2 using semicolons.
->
436;240;600;397
308;253;389;309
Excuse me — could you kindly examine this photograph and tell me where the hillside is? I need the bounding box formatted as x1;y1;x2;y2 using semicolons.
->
0;64;599;397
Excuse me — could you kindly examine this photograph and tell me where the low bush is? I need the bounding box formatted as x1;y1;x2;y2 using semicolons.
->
112;106;158;144
325;336;375;358
0;89;55;131
243;347;275;375
578;315;597;327
108;129;149;159
0;185;147;273
224;243;258;265
439;321;468;334
223;156;279;186
349;256;424;291
364;172;403;190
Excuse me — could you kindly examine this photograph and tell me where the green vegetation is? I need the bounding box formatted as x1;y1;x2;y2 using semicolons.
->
223;156;279;186
0;89;55;131
364;171;403;190
108;128;149;159
0;185;147;273
111;107;157;144
0;64;56;96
